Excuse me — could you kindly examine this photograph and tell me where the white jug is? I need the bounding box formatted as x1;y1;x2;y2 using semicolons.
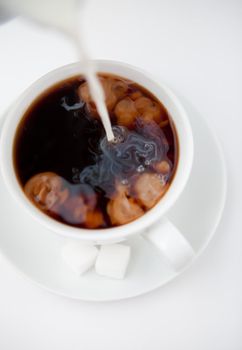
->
0;0;82;34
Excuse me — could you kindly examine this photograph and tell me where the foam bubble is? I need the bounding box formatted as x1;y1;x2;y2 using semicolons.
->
137;165;145;173
61;96;84;111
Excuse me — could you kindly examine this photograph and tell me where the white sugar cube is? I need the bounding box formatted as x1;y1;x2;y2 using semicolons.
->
61;242;98;275
95;244;131;279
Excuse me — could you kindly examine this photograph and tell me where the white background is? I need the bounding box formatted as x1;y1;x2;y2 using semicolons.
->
0;0;241;349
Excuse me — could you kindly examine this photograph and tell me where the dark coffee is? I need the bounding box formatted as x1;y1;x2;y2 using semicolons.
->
13;74;178;229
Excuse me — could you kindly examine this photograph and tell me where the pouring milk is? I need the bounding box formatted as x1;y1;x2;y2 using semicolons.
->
0;0;115;141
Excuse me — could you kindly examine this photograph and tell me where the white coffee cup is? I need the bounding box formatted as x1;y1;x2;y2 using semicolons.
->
0;60;195;271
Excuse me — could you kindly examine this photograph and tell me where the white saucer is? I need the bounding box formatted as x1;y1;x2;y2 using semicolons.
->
0;100;227;301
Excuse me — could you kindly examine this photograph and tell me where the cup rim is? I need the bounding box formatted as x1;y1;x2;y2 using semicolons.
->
0;60;194;242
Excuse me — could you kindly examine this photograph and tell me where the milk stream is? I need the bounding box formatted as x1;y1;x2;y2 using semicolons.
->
1;0;115;141
71;31;115;142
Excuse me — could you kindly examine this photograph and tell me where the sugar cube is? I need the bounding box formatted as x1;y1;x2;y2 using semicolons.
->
61;242;98;275
95;244;131;279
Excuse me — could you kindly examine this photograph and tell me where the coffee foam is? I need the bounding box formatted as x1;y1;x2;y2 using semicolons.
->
78;121;167;195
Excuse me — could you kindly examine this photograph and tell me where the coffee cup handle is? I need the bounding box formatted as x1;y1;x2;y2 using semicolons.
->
143;217;195;271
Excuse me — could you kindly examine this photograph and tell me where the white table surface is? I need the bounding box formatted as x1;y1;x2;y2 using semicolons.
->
0;0;241;349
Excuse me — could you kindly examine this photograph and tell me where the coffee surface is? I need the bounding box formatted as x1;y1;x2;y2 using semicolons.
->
14;74;178;229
